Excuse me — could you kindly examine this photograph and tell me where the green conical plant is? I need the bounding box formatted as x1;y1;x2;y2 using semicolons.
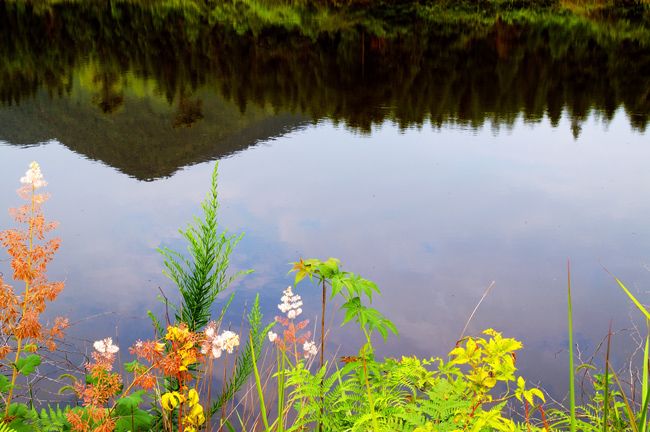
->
158;162;251;332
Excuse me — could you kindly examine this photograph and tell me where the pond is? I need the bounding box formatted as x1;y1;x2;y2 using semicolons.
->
1;0;650;408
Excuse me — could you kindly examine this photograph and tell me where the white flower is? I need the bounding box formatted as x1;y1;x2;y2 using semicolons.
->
203;329;240;359
268;331;278;342
277;286;303;319
303;341;318;358
20;162;47;189
220;331;239;353
94;337;119;355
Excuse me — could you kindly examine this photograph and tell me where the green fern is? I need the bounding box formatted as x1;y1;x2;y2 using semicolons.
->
30;405;71;432
1;405;72;432
285;352;480;432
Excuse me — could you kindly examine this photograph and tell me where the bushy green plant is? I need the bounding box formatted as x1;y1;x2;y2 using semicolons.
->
251;263;545;432
325;330;543;432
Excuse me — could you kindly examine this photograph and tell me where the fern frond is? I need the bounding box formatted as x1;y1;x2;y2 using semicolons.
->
23;405;71;432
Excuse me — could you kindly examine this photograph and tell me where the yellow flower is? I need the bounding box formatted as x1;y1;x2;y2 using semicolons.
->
165;325;191;341
182;388;205;427
161;391;184;410
188;389;199;405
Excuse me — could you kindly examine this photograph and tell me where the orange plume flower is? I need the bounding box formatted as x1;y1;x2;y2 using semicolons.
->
0;162;68;358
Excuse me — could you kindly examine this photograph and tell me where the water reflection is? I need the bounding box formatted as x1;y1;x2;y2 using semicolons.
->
1;110;649;403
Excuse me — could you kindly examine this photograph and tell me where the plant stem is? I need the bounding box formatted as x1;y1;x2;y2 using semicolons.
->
361;344;379;432
278;348;285;432
320;279;325;369
319;279;325;432
603;319;612;432
568;260;576;432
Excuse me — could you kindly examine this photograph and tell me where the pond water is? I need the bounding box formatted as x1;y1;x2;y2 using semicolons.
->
1;0;650;408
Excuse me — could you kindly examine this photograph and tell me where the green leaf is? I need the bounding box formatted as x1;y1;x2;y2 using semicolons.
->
575;364;597;372
383;320;399;338
116;389;148;409
0;374;14;392
612;276;650;321
114;405;154;432
58;385;76;395
361;282;373;301
318;258;340;279
343;279;355;298
342;303;359;326
377;325;388;341
15;355;41;376
331;277;343;298
222;419;237;432
124;360;146;374
5;403;30;432
295;269;308;284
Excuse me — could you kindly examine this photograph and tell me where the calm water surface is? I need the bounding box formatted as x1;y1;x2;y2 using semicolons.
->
1;0;650;405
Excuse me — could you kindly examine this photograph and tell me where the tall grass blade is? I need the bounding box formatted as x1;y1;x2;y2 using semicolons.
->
639;381;650;432
600;262;650;321
210;295;274;418
250;333;270;432
222;418;237;432
603;319;612;432
602;265;650;432
568;260;576;432
639;322;650;432
605;358;640;432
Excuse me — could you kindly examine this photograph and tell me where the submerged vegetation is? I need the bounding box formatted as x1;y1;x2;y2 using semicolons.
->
1;162;650;431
